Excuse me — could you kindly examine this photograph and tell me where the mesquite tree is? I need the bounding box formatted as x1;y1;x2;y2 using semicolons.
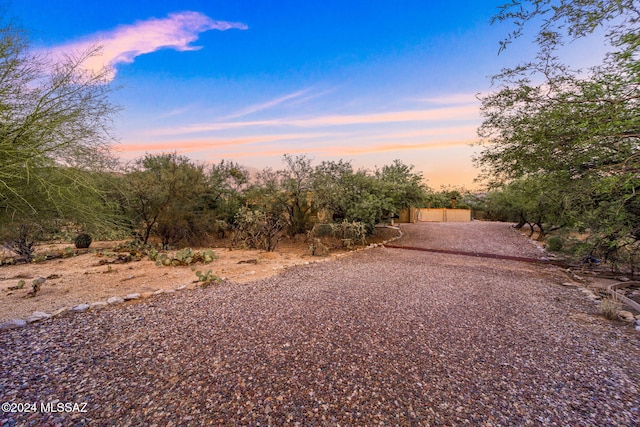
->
477;0;639;267
0;18;120;255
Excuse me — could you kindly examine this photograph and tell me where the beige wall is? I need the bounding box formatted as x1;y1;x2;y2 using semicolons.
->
398;208;471;223
443;209;472;222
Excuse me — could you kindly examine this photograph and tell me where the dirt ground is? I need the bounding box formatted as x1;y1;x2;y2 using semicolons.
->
0;228;400;323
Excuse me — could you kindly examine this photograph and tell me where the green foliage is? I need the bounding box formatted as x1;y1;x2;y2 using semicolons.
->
546;236;564;252
492;0;637;54
312;223;334;237
312;158;427;233
156;253;172;266
120;154;249;248
195;269;221;287
478;0;639;270
25;277;44;297
0;19;121;239
233;207;283;251
309;221;368;248
204;160;249;224
173;248;195;265
146;248;159;261
426;186;471;209
74;233;92;249
121;153;210;248
154;248;217;267
63;247;75;258
276;154;316;235
202;249;217;263
483;176;572;237
114;153;429;251
375;159;429;213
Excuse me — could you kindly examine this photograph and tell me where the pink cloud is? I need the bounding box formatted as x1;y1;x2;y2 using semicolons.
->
149;105;480;136
115;132;331;154
200;139;475;158
328;140;476;155
47;11;247;80
288;106;480;127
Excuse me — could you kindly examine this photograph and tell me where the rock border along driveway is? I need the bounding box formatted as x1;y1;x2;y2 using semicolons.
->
1;222;639;426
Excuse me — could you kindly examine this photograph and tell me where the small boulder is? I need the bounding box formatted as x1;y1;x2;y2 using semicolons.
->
90;301;108;308
26;311;51;323
618;310;635;322
0;319;27;330
123;293;141;301
71;303;90;312
107;296;124;304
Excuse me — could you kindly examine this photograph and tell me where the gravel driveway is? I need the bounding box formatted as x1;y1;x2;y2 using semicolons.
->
1;222;639;426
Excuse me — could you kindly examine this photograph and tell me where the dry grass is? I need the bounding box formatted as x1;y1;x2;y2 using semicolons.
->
600;294;622;320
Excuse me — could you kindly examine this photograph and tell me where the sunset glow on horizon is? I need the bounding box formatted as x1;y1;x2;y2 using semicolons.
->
13;1;601;189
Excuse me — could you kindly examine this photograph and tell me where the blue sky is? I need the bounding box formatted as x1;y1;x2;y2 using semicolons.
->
9;1;596;188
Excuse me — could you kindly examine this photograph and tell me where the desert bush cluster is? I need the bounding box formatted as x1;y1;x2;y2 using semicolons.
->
1;150;430;258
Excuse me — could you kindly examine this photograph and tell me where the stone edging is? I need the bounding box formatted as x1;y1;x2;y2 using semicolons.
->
0;228;405;331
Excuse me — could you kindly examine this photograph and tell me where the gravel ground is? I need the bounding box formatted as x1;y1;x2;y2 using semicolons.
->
1;222;639;426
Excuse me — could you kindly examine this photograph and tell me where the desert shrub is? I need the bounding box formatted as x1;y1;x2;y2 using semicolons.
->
309;221;368;248
312;223;334;237
335;221;368;246
74;233;93;249
112;240;153;261
233;207;283;251
308;238;329;256
213;220;231;239
546;236;563;252
1;224;41;262
599;295;621;320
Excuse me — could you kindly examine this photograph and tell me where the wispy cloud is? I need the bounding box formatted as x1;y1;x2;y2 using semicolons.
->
223;89;313;120
417;93;480;105
149;105;480;136
337;140;475;155
370;125;479;141
191;139;477;161
295;106;479;127
157;105;199;119
46;11;247;81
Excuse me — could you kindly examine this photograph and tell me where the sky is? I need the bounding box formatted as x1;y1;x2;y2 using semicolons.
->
8;0;604;189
